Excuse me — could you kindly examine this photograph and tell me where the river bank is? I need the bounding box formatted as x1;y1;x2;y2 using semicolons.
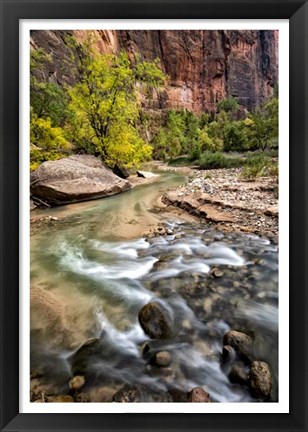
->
31;162;278;241
147;162;278;241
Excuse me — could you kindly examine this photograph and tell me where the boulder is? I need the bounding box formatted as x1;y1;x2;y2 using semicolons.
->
138;301;173;339
30;155;131;206
223;330;253;360
136;170;159;179
248;361;272;400
187;387;211;402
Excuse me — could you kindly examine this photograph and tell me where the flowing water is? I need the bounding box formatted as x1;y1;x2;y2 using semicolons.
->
30;172;278;402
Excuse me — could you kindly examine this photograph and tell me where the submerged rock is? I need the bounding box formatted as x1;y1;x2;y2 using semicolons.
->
30;155;131;206
155;351;172;367
221;345;236;364
138;301;173;339
70;338;104;375
248;361;272;400
210;267;224;278
223;330;253;360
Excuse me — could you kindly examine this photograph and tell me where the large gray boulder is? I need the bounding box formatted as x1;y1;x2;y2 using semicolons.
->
30;155;131;206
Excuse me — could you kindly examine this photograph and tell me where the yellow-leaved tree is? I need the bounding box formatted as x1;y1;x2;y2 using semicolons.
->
68;38;166;168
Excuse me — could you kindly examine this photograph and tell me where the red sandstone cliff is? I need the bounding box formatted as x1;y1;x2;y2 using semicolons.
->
30;29;278;113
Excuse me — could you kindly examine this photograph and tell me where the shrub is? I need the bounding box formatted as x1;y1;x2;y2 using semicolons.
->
199;152;243;169
241;154;278;180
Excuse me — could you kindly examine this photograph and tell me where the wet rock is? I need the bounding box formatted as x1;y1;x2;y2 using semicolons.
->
52;395;74;402
221;345;236;364
75;392;90;402
223;330;253;360
248;361;272;400
228;364;248;385
112;385;140;402
138;301;173;339
167;388;188;402
69;375;85;391
210;267;224;278
155;351;172;367
89;387;116;402
70;338;104;375
187;387;210;402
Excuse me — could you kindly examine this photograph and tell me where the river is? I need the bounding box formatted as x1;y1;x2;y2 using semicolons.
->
30;172;278;403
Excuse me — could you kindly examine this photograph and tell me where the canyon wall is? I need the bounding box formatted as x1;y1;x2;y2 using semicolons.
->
30;29;278;113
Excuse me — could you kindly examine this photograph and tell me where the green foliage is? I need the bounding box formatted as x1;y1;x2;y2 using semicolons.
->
248;97;278;150
68;45;165;167
30;116;70;171
152;110;186;160
223;120;250;152
217;97;239;113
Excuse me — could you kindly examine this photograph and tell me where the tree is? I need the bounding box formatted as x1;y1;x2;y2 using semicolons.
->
68;42;165;168
249;97;278;150
30;116;70;171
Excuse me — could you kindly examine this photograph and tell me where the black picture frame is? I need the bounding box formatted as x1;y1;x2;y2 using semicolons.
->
1;0;307;431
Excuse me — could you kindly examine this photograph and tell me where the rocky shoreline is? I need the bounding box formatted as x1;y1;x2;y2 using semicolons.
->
148;162;278;241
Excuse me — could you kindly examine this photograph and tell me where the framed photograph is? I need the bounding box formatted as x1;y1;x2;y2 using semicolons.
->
1;0;307;431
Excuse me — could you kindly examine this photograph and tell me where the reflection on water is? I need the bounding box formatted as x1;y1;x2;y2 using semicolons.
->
30;173;278;402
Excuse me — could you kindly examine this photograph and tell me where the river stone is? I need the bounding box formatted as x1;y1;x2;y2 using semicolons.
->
30;155;131;206
112;385;140;402
222;345;236;364
155;351;172;367
223;330;253;360
167;388;188;402
248;361;272;400
187;387;210;403
69;375;85;391
210;267;224;278
138;301;173;339
70;338;104;375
